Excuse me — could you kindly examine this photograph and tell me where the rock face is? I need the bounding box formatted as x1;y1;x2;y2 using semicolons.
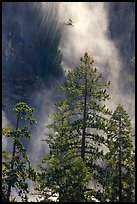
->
2;2;64;121
2;2;135;121
105;2;135;100
108;2;135;73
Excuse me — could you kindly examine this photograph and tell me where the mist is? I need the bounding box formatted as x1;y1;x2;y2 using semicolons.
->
57;6;135;194
2;2;135;201
2;110;10;128
58;2;134;127
32;2;135;170
27;1;135;169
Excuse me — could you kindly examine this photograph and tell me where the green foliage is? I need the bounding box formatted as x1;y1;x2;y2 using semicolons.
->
2;127;13;135
2;102;37;202
35;100;91;202
36;53;111;202
3;55;135;202
13;102;37;124
101;104;135;202
62;53;111;200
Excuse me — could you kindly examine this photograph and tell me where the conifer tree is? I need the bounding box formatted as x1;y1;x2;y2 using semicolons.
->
36;53;111;201
2;102;37;202
101;104;135;202
62;53;111;164
35;100;92;202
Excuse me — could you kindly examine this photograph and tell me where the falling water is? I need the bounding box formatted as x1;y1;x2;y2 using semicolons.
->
2;2;135;201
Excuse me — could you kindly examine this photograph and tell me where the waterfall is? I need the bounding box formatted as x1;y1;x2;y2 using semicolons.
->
2;0;135;171
2;2;135;201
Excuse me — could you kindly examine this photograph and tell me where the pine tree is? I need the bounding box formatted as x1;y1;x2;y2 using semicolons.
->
62;53;111;200
35;100;92;202
2;102;37;202
62;53;111;162
36;53;111;201
102;104;135;202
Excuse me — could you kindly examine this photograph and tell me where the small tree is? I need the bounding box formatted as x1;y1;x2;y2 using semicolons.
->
103;104;135;202
2;102;37;202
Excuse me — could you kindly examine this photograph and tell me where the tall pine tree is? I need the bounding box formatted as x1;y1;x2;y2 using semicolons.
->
36;53;111;201
62;53;111;200
102;104;135;202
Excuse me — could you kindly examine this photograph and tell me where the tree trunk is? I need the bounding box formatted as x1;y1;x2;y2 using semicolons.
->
118;147;122;202
118;120;122;202
81;67;87;161
80;66;87;202
6;117;19;202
